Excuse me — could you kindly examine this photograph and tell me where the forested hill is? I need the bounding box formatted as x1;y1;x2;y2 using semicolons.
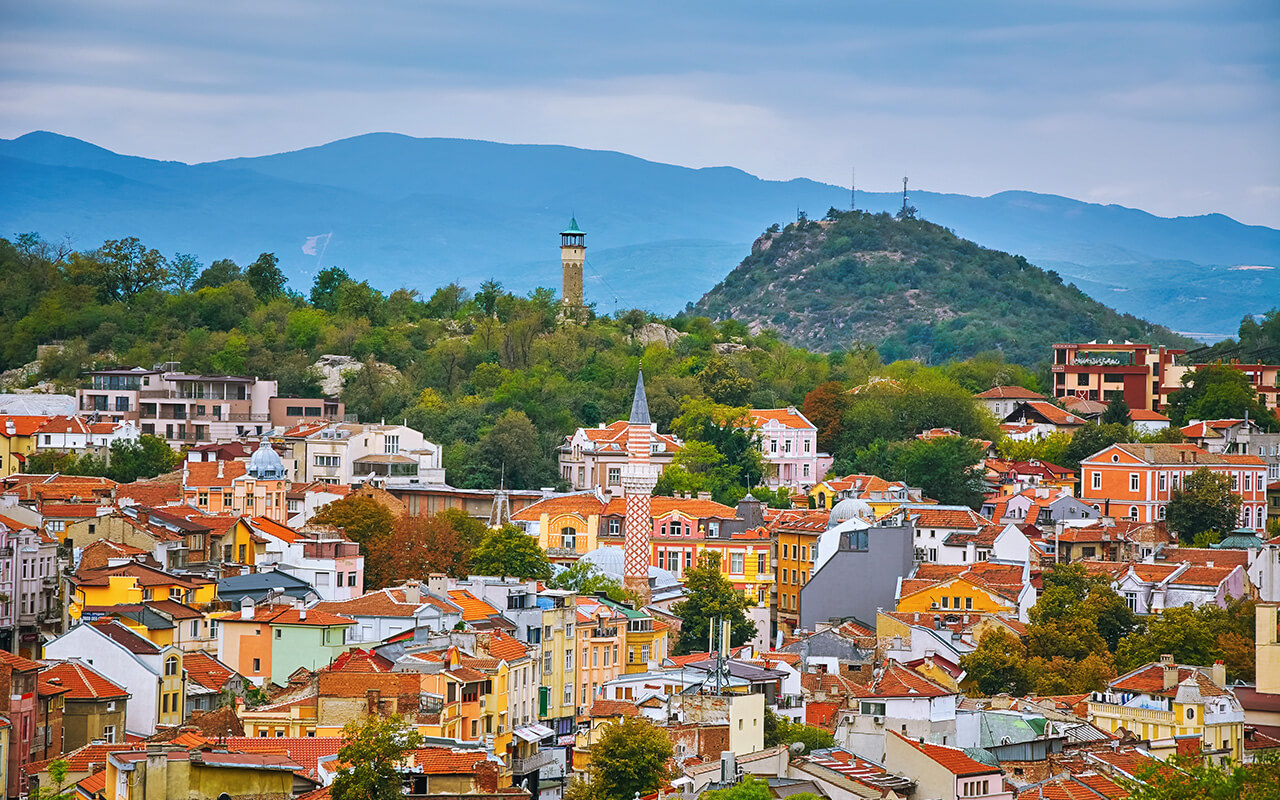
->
691;210;1194;364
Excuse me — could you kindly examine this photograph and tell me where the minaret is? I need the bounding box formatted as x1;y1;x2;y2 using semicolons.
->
560;217;585;319
621;369;659;605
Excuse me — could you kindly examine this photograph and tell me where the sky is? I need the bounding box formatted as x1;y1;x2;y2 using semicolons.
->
2;1;1278;226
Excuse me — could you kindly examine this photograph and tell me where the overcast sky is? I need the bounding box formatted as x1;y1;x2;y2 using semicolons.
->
2;1;1277;226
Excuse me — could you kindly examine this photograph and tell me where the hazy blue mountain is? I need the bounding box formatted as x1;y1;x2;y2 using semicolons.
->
1;130;1275;337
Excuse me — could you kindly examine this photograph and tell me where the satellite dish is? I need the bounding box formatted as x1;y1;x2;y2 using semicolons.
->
789;741;806;755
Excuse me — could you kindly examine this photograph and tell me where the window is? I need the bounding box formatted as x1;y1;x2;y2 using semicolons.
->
564;684;573;706
348;571;356;586
731;553;744;574
565;649;573;671
859;701;886;716
592;647;598;667
804;439;811;453
162;693;169;713
252;658;261;673
1124;591;1137;612
191;620;200;638
757;553;767;574
1159;472;1167;491
165;656;179;676
608;467;621;485
1129;473;1140;492
385;435;399;454
275;629;282;639
803;463;810;478
1128;506;1138;519
337;572;345;587
1245;473;1253;491
544;651;553;674
103;725;116;743
608;518;621;535
314;455;340;467
1092;471;1101;491
941;596;950;609
964;597;973;610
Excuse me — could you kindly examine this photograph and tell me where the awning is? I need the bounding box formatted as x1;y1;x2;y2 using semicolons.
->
513;723;555;742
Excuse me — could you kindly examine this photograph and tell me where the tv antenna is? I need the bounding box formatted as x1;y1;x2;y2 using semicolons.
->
902;177;909;216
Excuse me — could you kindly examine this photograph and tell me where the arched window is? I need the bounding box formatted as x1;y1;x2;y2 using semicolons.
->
164;656;179;677
1243;507;1252;528
560;526;577;549
1128;506;1139;520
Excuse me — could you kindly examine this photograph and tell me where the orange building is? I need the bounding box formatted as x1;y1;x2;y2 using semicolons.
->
774;512;826;637
182;442;289;523
1080;443;1268;531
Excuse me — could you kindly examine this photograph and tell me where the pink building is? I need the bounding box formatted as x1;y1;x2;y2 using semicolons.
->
747;408;832;491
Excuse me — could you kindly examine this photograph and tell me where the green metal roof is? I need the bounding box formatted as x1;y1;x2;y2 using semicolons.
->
1212;528;1264;549
561;217;585;235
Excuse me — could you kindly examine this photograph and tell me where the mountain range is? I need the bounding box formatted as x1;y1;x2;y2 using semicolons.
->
1;131;1276;340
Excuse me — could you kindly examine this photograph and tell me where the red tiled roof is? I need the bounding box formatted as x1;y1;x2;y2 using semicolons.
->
0;415;50;437
406;748;491;774
890;730;998;776
851;660;952;699
805;701;842;729
749;408;815;430
447;590;501;622
488;630;529;662
77;770;107;795
223;736;342;778
323;648;394;673
590;699;639;718
36;415;91;435
26;742;134;776
313;585;448;618
39;660;128;699
246;515;302;543
512;493;607;522
183;651;239;692
902;507;990;530
1109;662;1227;698
115;479;184;507
602;495;738;520
90;619;162;654
1128;409;1170;422
1016;401;1087;426
184;460;248;488
975;386;1046;400
0;648;43;672
220;605;355;627
1170;565;1236;587
41;503;106;518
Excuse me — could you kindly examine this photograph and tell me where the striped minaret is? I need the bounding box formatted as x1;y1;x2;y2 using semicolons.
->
621;369;659;605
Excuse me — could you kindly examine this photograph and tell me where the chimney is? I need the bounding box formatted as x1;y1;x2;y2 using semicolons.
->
697;491;712;501
299;607;306;621
1145;445;1154;463
4;420;14;436
240;596;254;621
1161;654;1177;690
1211;660;1226;688
217;460;225;478
426;573;447;597
404;579;420;604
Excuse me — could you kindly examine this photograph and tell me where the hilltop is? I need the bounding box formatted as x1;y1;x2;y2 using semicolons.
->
690;210;1194;364
1;131;1276;335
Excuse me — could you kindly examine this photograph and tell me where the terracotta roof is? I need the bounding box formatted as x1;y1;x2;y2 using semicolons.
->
1088;443;1265;467
245;515;302;543
77;770;107;795
183;651;239;692
223;736;342;778
511;493;606;522
1128;409;1170;422
851;660;953;699
590;699;639;717
602;495;738;519
1109;662;1228;698
219;605;355;627
36;415;92;435
39;660;128;700
1169;565;1236;587
487;630;530;662
901;506;990;530
0;649;43;672
41;503;106;518
905;562;1026;602
115;479;183;507
72;560;212;589
77;539;153;570
890;730;998;776
805;700;842;729
313;585;452;619
323;648;394;673
749;407;815;430
1017;774;1127;800
975;386;1046;400
571;420;681;453
446;590;501;622
406;748;491;774
184;460;249;488
1015;401;1088;426
0;415;50;437
26;742;134;776
185;704;245;738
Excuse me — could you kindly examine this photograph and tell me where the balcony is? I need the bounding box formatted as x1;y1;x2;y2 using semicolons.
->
512;749;557;775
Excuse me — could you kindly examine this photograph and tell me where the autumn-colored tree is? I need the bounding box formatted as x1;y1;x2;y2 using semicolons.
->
802;380;847;454
309;495;396;553
364;514;477;589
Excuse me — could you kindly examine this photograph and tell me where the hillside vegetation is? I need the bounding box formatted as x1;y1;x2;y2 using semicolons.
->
692;209;1194;363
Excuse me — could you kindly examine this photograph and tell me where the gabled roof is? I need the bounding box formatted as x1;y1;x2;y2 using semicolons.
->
219;605;355;628
0;415;50;437
72;559;212;589
590;699;639;718
182;651;240;692
89;619;161;655
323;648;394;673
1109;662;1228;698
899;506;990;531
850;660;953;699
36;415;92;435
313;585;457;619
446;589;502;621
0;649;42;673
890;730;999;776
603;495;739;520
511;492;606;522
1086;443;1264;467
40;660;129;700
748;407;815;430
975;386;1046;400
1007;401;1087;427
184;460;249;488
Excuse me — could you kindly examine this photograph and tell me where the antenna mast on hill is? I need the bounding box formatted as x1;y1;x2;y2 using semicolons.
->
851;167;856;211
902;177;909;216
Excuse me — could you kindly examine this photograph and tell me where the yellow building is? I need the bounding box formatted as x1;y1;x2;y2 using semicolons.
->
693;532;775;611
539;590;578;725
514;494;605;563
0;416;44;477
775;513;827;637
1088;656;1244;763
808;474;924;515
66;561;217;622
221;518;268;566
894;563;1027;617
103;744;295;800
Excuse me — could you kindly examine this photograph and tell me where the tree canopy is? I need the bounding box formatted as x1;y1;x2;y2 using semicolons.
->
1165;468;1242;544
470;525;553;581
331;714;423;800
670;551;757;656
586;717;674;800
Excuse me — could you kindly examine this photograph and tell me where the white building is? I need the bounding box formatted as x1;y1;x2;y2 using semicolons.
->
246;517;365;603
746;408;832;491
311;580;463;645
277;422;445;487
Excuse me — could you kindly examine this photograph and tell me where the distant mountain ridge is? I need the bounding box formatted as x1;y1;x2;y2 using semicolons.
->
0;130;1275;337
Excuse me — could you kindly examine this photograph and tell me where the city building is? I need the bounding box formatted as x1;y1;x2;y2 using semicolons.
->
276;421;444;487
801;520;913;631
1079;443;1268;531
885;730;1012;800
247;517;365;602
38;659;129;751
973;385;1048;420
77;366;278;445
747;408;833;491
774;512;826;638
215;601;355;686
1051;341;1184;412
557;419;682;496
182;442;290;524
0;415;44;476
0;649;40;798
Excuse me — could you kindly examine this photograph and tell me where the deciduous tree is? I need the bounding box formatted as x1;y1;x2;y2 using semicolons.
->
1165;467;1242;544
331;714;423;800
245;252;288;299
470;525;552;580
670;552;757;655
588;717;673;800
309;495;396;553
960;628;1033;696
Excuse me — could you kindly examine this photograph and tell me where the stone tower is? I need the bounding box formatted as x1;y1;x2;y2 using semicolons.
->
560;217;585;318
621;369;659;605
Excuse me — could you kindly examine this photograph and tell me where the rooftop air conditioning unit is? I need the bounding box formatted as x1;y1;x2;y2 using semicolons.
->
873;715;885;726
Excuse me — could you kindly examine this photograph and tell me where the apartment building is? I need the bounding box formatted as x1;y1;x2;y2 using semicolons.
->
748;408;833;490
1079;443;1268;531
557;420;682;497
1051;341;1184;412
276;421;444;487
76;366;277;446
774;512;825;638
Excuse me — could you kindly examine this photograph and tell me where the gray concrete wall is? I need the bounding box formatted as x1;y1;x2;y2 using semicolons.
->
800;523;914;629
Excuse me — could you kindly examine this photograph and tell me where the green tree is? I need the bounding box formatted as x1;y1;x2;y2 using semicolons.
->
670;552;757;655
106;435;181;482
548;560;636;605
703;776;822;800
670;399;765;491
30;758;76;800
1165;467;1242;544
192;258;242;290
244;252;287;299
1166;364;1278;430
960;628;1033;696
589;717;674;800
697;357;753;406
468;409;552;490
96;237;170;301
331;714;423;800
1115;599;1256;682
424;282;469;318
310;266;353;311
470;525;553;580
23;450;81;475
309;495;396;553
1101;395;1132;425
762;708;836;752
1123;753;1280;800
890;435;985;507
169;253;201;292
1063;422;1133;472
